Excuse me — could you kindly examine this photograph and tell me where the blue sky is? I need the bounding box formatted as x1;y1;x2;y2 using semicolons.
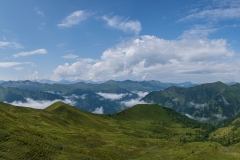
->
1;0;240;83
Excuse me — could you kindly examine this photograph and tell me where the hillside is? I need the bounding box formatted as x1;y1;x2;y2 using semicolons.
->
209;116;240;146
0;86;64;103
1;102;240;159
142;82;240;125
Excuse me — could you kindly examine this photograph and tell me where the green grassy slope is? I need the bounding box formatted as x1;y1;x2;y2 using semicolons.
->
0;102;240;159
209;116;240;146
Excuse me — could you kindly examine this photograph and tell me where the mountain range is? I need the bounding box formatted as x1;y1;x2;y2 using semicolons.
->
0;80;196;114
1;80;240;125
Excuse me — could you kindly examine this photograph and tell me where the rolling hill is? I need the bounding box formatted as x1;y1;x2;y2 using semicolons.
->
1;102;240;159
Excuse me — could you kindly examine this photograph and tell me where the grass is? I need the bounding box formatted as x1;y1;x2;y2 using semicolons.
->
0;102;240;159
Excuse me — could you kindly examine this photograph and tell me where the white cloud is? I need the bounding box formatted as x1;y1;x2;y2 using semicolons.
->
8;98;76;109
52;58;98;81
80;94;87;99
132;91;149;98
52;35;237;83
179;8;240;22
121;98;150;107
179;0;240;23
0;41;23;49
102;15;141;34
92;106;104;114
35;7;44;17
185;113;194;119
96;92;127;100
13;49;47;58
62;54;79;59
57;10;89;28
185;113;208;122
0;62;30;68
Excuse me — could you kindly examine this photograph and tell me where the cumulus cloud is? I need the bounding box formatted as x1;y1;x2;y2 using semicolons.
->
121;98;150;107
96;92;127;100
62;54;79;59
102;15;141;34
52;35;237;83
13;49;47;58
0;41;23;49
8;98;76;109
92;106;104;114
57;10;89;28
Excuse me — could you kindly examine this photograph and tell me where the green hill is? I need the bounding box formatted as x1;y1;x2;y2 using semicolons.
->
1;102;240;159
209;116;240;146
143;82;240;125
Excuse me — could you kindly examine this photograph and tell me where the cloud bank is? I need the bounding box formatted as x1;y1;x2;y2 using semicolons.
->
121;98;150;107
96;92;127;100
52;35;236;83
8;98;76;109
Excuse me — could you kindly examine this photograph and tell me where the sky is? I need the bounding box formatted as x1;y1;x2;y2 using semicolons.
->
1;0;240;83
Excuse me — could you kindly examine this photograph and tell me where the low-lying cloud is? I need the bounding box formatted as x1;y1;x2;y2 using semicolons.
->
92;106;104;114
96;92;127;100
8;98;77;109
185;113;208;122
121;98;150;107
213;114;227;120
133;91;149;98
188;101;206;109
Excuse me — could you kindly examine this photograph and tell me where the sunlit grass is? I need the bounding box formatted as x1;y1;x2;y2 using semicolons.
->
0;102;240;159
